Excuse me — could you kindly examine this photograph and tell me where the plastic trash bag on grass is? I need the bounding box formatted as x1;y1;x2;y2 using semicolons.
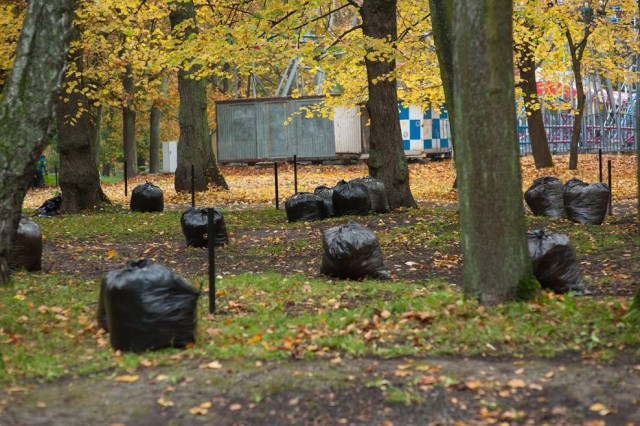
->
321;220;390;280
98;259;199;351
180;207;229;247
527;229;591;295
35;194;62;217
313;185;334;216
563;178;609;225
332;180;371;216
351;177;391;213
130;182;164;212
285;192;327;222
524;176;565;218
10;217;42;271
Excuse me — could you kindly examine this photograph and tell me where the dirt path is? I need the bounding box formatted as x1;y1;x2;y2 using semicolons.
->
1;356;639;425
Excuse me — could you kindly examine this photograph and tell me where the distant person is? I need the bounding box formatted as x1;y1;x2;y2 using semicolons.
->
34;155;47;188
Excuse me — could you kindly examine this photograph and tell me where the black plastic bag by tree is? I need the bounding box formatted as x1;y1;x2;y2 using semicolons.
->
35;194;62;217
351;177;391;214
527;229;591;295
524;176;565;218
130;182;164;212
563;178;609;225
314;185;334;216
285;192;327;222
98;259;199;351
10;217;42;271
180;207;229;247
320;220;390;280
332;180;371;216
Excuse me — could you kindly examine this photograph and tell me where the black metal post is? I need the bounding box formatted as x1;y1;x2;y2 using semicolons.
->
598;149;603;182
274;162;279;209
124;161;128;197
207;208;216;314
607;159;612;216
191;164;195;208
54;165;58;187
293;154;298;194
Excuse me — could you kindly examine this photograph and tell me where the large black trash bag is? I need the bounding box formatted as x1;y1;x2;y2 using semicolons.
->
285;192;327;222
10;217;42;271
527;229;591;295
524;176;565;218
320;220;390;280
130;181;164;212
563;178;609;225
99;259;199;351
314;185;334;216
180;207;229;248
332;180;371;216
35;194;62;217
351;177;391;214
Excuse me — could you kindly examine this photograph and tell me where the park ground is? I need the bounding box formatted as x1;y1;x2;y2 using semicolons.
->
1;154;639;425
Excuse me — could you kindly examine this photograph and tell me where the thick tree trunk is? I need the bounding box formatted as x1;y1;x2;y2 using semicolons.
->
516;39;553;168
170;1;227;191
360;0;416;209
123;63;137;177
0;0;73;284
149;105;161;174
452;0;537;304
57;45;108;212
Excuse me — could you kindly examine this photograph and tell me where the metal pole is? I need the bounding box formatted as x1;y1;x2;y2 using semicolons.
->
191;164;195;208
274;162;279;209
607;160;612;216
207;208;216;314
293;154;298;194
124;161;128;197
598;149;603;182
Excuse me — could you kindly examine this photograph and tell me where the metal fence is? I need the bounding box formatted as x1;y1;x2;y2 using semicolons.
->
517;110;637;155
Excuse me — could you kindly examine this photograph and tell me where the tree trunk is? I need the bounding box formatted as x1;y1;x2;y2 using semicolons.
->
170;1;227;192
123;63;137;177
452;0;538;304
57;43;109;213
149;105;161;174
568;69;586;170
360;0;416;209
516;37;553;168
0;0;73;284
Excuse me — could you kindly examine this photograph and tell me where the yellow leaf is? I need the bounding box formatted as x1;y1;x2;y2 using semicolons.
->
199;360;222;369
506;378;526;388
229;403;242;411
589;403;612;416
106;249;117;259
157;398;174;407
14;294;25;301
114;375;139;383
247;334;262;344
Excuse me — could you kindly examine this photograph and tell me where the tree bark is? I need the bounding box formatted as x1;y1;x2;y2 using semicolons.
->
123;63;137;177
170;1;227;191
452;0;537;304
360;0;416;209
0;0;73;284
149;105;161;174
57;42;109;213
515;36;553;168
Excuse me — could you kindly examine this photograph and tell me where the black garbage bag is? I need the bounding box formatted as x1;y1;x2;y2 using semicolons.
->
99;259;199;351
527;229;591;295
314;185;334;216
285;192;327;222
130;182;164;212
351;177;391;214
332;180;371;216
524;176;565;218
10;217;42;271
563;178;609;225
320;220;390;280
180;207;229;248
35;195;62;217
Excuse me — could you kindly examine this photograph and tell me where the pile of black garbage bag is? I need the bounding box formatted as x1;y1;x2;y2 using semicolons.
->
130;182;164;212
284;177;391;222
320;220;390;280
180;207;229;247
35;194;62;217
10;217;43;271
524;177;609;224
97;259;199;352
527;229;592;295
